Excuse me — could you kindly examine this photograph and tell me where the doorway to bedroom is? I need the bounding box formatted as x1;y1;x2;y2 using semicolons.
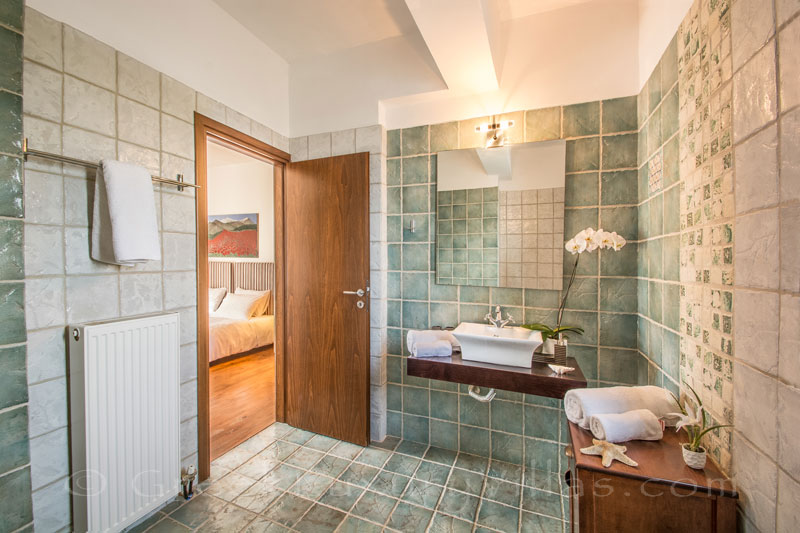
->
206;140;276;460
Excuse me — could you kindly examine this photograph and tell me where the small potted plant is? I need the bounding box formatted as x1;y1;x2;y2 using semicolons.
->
668;382;731;470
523;227;625;363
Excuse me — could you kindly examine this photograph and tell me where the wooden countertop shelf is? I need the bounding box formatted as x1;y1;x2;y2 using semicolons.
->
406;354;587;399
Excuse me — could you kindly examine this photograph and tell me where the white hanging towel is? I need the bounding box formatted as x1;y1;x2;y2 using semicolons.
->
91;159;161;266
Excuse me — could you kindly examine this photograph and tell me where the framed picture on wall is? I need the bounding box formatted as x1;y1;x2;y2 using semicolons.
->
208;213;259;258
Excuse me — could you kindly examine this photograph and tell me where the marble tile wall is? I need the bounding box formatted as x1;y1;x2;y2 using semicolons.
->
20;8;289;531
288;127;389;442
383;98;640;473
726;0;800;530
0;1;33;531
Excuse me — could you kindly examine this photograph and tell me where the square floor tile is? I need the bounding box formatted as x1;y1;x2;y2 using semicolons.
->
387;501;433;533
351;490;397;525
289;472;335;500
340;463;379;487
476;500;520;533
401;478;444;509
413;461;451;486
437;488;480;522
446;468;485;496
319;481;364;512
293;503;345;533
384;453;421;476
369;470;411;498
311;454;351;478
264;493;314;527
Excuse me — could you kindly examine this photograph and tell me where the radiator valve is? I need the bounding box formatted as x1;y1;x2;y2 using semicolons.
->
181;465;196;500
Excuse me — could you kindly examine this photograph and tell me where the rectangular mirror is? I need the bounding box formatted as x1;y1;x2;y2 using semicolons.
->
435;140;566;290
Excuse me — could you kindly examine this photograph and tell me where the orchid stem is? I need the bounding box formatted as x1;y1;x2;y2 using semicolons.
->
557;255;580;332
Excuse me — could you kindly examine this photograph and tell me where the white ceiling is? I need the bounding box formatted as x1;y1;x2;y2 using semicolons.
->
30;0;692;137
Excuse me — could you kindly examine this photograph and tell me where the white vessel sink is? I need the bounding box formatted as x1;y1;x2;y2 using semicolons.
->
452;322;543;368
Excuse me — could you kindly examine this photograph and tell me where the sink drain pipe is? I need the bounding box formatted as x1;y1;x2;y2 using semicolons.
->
468;385;496;402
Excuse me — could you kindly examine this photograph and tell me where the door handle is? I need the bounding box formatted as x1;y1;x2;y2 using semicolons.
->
343;289;365;297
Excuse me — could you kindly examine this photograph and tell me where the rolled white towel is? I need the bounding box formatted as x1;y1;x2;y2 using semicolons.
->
407;330;460;357
588;409;664;443
564;385;677;429
413;340;452;357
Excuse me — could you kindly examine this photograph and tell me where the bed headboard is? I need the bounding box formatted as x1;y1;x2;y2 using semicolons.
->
209;261;276;315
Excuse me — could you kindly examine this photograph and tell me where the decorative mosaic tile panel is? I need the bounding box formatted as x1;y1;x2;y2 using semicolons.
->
677;0;734;471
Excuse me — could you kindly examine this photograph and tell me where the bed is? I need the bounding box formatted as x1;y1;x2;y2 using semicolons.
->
209;261;276;364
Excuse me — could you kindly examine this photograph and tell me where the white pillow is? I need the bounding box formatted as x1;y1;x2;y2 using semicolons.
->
235;287;271;316
212;293;263;320
209;287;227;313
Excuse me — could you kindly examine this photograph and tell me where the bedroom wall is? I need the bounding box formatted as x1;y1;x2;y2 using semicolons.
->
19;7;289;531
208;157;276;263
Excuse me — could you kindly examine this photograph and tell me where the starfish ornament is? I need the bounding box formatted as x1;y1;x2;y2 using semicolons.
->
580;439;639;468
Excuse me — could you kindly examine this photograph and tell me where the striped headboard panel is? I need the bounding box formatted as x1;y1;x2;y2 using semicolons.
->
209;261;233;292
233;262;276;315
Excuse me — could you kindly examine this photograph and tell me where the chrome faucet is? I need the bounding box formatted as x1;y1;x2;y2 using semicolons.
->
485;305;514;329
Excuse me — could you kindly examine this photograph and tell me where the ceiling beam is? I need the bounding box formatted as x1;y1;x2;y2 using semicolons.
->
404;0;499;93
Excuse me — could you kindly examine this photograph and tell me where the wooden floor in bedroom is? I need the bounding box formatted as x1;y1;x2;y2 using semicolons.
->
210;346;276;460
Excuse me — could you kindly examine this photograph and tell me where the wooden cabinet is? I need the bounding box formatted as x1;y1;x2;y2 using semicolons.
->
567;422;737;532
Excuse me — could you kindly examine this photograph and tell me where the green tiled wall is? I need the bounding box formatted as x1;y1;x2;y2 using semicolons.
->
635;34;682;395
386;97;640;472
0;1;32;530
436;187;499;286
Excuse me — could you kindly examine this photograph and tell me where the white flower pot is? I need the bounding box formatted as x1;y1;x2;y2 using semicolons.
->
682;444;707;470
540;338;556;355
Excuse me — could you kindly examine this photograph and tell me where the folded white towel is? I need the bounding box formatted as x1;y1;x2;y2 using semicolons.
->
564;385;677;429
588;409;664;443
407;330;460;357
91;159;161;267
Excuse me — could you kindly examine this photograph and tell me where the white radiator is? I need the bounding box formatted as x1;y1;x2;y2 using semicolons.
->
68;313;181;532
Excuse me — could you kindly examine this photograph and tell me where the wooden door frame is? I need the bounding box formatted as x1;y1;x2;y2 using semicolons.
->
194;113;290;481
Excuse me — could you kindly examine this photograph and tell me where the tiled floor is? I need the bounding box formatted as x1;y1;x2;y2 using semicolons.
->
130;423;567;533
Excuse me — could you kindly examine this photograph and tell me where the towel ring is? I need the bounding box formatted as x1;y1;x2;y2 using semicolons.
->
468;385;496;402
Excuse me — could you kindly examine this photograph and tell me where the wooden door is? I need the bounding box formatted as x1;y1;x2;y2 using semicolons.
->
284;153;370;445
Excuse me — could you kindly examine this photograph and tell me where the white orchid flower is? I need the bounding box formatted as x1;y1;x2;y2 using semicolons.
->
667;402;704;432
610;231;626;251
597;230;615;249
574;227;599;251
565;238;586;254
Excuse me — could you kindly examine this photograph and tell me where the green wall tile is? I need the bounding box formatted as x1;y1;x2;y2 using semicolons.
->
459;303;490;323
637;122;649;166
403;214;428;243
647;64;662;114
648;238;663;279
387;411;401;435
388;130;401;157
0;282;25;345
561;310;597;345
403;414;429;443
491;288;523;307
523;405;559;441
0;469;31;531
388;187;401;214
404;386;429;416
0;27;23;94
638;201;649;239
0;155;23;218
388;244;401;270
402;301;429;329
430;302;458;328
649;193;663;237
0;219;23;279
648;323;663;366
388;384;401;409
598;313;637;348
663;186;680;234
648;281;663;323
0;0;23;31
600;242;637;277
663;235;680;281
561;277;597;310
637;280;649;316
602;96;637;133
598;348;639;384
387;300;401;328
663;135;680;187
569;345;597;380
460;426;490;457
565;173;598;206
602;133;637;169
402;185;428;214
662;330;680;380
525;106;561;142
661;35;679;93
524;439;559;472
661;88;679;140
563;207;598;240
0;91;23;155
563;102;599;137
460;394;489;427
402;272;429;301
0;345;26;410
460;286;489;304
601;170;637;205
403;156;429;184
402;126;429;156
430;280;457;302
646;109;662;156
565;137;599;172
663;284;680;331
387;159;401;186
491;432;523;464
0;406;28;474
599;278;637;313
430;391;458;422
600;206;637;241
430;122;458;152
430;420;458;450
490;400;522;435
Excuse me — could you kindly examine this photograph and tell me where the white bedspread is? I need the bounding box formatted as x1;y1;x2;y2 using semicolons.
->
209;315;274;362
